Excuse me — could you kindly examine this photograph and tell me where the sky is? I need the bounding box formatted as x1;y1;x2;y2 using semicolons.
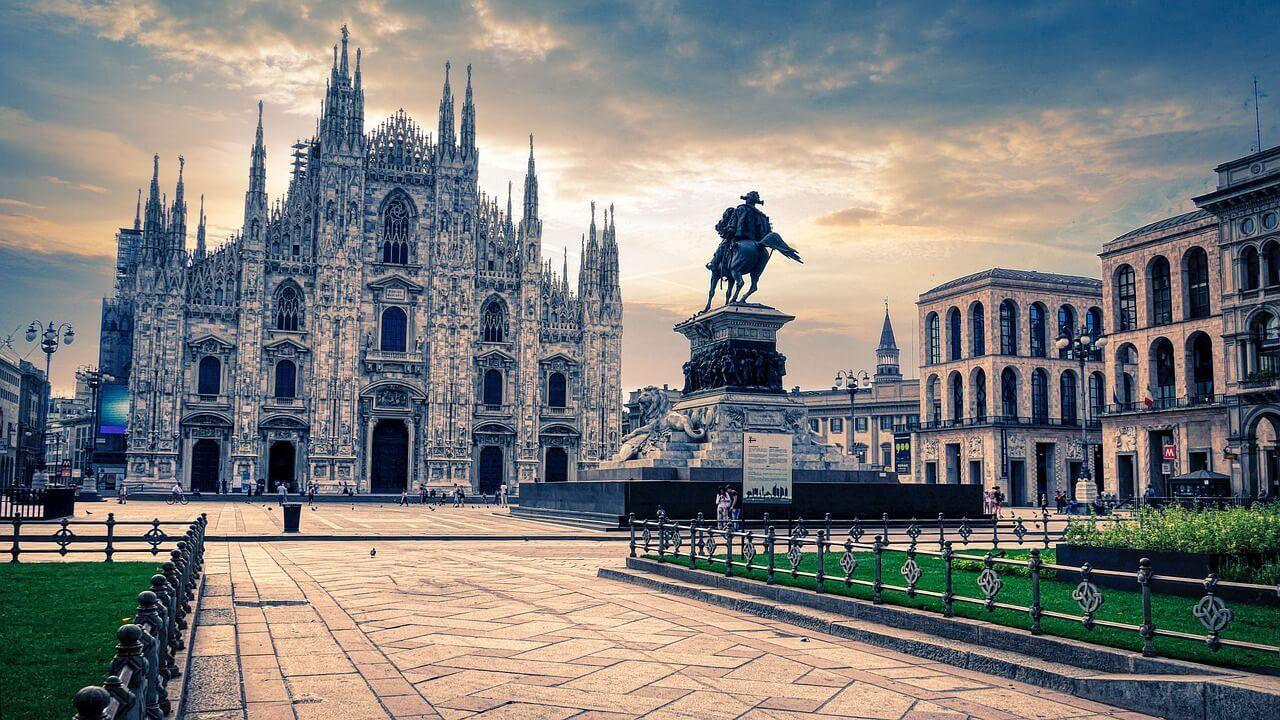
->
0;1;1277;395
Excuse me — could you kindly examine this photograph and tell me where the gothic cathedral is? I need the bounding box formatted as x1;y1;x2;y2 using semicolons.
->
99;29;624;494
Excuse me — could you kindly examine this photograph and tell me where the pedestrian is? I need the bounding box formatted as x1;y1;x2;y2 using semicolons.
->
117;480;128;504
728;487;742;530
715;486;730;529
1038;492;1047;510
982;489;992;515
419;484;427;504
400;489;409;506
1054;490;1065;514
308;481;317;506
277;481;287;507
499;483;508;507
993;486;1004;517
459;485;467;507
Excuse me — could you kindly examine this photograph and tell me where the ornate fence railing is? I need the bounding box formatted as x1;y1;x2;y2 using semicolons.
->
0;485;77;519
629;513;1280;662
68;514;206;720
2;514;201;562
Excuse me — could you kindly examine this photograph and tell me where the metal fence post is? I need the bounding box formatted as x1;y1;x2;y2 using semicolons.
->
992;516;1001;549
765;523;776;585
133;591;165;719
162;562;187;635
815;530;826;593
1138;557;1156;657
9;517;20;562
73;686;112;720
106;624;147;720
689;514;699;568
657;513;667;560
872;535;884;604
942;541;954;617
105;512;116;562
627;513;636;557
1029;548;1043;635
725;526;734;577
937;513;946;551
1041;507;1051;548
151;574;181;674
824;513;831;540
881;513;890;544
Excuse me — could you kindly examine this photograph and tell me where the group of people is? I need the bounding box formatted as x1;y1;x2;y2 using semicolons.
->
397;483;509;508
714;485;742;529
982;486;1005;517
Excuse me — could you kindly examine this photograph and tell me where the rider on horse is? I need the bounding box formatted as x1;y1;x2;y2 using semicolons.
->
708;191;771;272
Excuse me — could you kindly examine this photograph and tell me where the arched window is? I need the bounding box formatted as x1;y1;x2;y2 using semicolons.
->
1151;338;1176;407
1116;343;1138;410
949;371;963;423
483;368;503;406
1088;371;1105;419
970;302;985;356
1116;265;1137;330
1060;370;1078;425
925;313;940;364
547;372;566;408
275;360;296;399
1086;307;1104;360
1029;303;1047;357
197;356;221;396
1184;247;1210;319
1188;333;1214;401
380;306;408;352
1031;368;1049;424
1242;246;1261;291
973;369;987;422
1267;241;1280;287
946;307;962;361
1252;312;1280;375
999;300;1017;355
275;284;303;331
381;197;412;264
1149;257;1172;325
1057;305;1076;359
1000;367;1019;419
925;375;940;424
482;299;507;343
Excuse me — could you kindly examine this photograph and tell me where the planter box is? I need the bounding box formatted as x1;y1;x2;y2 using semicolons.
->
1055;544;1277;605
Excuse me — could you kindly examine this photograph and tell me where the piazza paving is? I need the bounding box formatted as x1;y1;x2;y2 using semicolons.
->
177;521;1154;720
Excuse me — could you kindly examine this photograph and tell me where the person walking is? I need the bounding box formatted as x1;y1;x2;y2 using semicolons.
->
499;483;508;507
728;487;742;530
399;489;409;506
993;486;1004;517
459;485;468;507
277;481;287;507
715;486;730;530
419;484;427;505
308;481;317;506
117;480;128;504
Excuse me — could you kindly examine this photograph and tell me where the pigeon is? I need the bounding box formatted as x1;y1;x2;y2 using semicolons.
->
370;548;377;557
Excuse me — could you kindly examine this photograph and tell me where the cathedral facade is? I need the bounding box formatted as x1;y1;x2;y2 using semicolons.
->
99;29;623;494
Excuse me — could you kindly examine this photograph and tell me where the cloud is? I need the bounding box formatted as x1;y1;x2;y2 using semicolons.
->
467;0;563;61
0;198;45;210
46;176;109;194
813;206;883;228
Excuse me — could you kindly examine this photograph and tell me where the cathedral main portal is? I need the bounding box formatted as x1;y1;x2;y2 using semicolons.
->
371;419;409;493
268;441;297;492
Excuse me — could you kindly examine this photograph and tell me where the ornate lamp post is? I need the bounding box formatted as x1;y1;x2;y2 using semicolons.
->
835;369;870;461
76;366;104;492
25;321;74;476
1056;325;1106;503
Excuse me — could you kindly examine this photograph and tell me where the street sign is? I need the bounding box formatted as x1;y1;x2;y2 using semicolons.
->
743;431;792;503
893;433;912;475
1162;444;1176;462
1162;461;1173;475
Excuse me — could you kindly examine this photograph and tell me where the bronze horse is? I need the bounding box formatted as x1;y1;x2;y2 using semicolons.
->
704;226;803;311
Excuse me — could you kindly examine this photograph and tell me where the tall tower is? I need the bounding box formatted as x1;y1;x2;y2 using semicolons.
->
874;301;901;382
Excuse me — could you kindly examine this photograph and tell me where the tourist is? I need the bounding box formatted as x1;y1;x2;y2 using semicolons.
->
982;489;992;515
170;481;184;504
308;481;317;506
399;489;409;506
1053;490;1065;514
715;486;731;529
993;487;1004;517
117;480;128;504
459;486;467;507
1038;492;1047;510
419;484;427;504
277;481;287;507
728;487;742;530
499;483;508;507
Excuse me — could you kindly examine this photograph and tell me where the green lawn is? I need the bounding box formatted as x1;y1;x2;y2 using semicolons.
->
645;546;1280;671
0;563;161;720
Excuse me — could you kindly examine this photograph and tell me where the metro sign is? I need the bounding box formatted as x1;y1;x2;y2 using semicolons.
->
1162;444;1176;462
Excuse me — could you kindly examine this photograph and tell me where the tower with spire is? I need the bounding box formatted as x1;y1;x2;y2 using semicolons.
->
874;300;902;382
104;26;623;491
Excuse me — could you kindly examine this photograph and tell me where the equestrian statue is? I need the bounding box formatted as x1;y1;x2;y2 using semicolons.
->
704;190;803;312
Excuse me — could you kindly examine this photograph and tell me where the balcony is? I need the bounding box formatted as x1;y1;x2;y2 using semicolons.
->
915;415;1101;432
186;393;231;410
475;403;514;417
1102;394;1224;416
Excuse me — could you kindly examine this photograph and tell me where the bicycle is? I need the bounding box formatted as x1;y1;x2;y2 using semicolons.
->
166;493;190;506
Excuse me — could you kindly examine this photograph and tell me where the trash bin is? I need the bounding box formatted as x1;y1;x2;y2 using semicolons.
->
282;502;302;533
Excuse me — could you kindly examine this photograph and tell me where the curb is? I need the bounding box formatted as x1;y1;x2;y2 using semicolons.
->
601;558;1280;720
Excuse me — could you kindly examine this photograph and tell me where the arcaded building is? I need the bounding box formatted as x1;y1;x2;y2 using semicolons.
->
912;269;1104;504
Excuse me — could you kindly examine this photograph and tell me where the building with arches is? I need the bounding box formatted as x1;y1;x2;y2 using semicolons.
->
97;29;623;494
1098;209;1226;500
912;269;1104;505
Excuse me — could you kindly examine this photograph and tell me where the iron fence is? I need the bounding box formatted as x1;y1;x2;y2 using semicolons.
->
3;513;203;562
629;512;1280;661
0;485;77;519
69;514;206;720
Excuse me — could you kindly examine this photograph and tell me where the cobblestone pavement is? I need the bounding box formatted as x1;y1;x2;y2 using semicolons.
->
62;500;590;538
185;538;1152;720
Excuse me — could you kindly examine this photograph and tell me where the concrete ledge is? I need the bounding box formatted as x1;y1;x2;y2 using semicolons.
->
601;558;1280;720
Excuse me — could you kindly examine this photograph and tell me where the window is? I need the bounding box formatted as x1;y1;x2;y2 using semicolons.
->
1242;246;1261;291
1268;242;1280;287
275;360;296;399
970;302;985;356
1184;248;1210;319
1152;339;1176;406
482;299;507;343
547;372;566;408
1086;307;1104;360
1029;303;1047;357
1150;257;1172;325
949;372;963;423
275;284;303;331
1060;370;1078;425
1189;333;1214;401
809;419;820;433
380;306;408;352
1253;313;1280;374
926;376;940;423
483;368;503;405
947;307;962;360
1001;368;1018;419
1088;371;1105;419
197;356;221;396
1031;368;1049;424
855;417;868;432
879;415;894;430
1116;265;1137;330
1056;305;1076;359
1117;344;1138;410
381;197;411;264
973;369;987;422
830;418;843;432
925;313;940;364
999;300;1017;355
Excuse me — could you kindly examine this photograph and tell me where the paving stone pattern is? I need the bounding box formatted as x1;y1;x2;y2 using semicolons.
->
187;537;1152;720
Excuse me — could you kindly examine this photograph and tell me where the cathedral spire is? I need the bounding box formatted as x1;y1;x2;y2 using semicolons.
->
195;193;207;259
460;63;475;156
244;101;267;236
339;24;350;77
144;153;163;240
134;187;142;231
437;61;455;153
522;134;540;222
171;155;187;250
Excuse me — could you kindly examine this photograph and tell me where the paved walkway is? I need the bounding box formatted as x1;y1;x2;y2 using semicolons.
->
184;538;1151;720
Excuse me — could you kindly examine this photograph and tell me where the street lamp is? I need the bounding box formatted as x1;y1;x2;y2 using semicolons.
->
1056;325;1106;503
77;366;104;493
25;321;74;479
835;369;870;462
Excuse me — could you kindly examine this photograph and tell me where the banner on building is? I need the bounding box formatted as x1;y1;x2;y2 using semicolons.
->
893;432;913;476
743;431;792;503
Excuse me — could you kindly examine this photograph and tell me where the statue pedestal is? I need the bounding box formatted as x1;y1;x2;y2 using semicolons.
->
1074;477;1099;504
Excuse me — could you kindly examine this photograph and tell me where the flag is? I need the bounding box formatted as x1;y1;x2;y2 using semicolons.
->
1143;384;1154;408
